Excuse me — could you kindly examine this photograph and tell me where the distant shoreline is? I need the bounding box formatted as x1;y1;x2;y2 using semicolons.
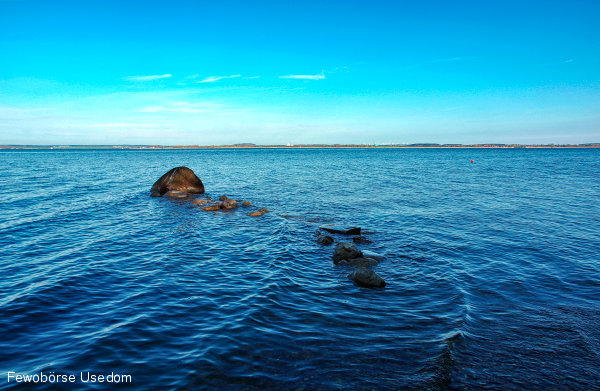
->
1;144;599;150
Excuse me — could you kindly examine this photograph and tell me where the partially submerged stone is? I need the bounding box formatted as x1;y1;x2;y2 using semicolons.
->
353;236;372;244
150;167;205;196
332;242;362;263
219;195;228;201
192;199;208;205
242;201;252;207
248;208;270;217
221;199;238;210
320;226;361;235
348;267;386;288
202;204;221;212
316;234;334;245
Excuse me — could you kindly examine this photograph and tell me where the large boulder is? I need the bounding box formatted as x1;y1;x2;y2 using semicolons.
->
150;167;205;197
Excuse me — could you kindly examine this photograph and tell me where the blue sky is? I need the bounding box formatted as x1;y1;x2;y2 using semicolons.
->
1;0;599;145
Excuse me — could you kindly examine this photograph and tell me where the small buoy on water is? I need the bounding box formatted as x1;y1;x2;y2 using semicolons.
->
470;159;474;163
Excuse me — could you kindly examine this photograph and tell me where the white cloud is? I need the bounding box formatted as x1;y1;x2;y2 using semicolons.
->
280;72;325;80
197;74;241;83
123;74;172;82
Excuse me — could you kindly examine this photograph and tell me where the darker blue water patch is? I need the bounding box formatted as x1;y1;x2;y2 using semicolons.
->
0;148;599;390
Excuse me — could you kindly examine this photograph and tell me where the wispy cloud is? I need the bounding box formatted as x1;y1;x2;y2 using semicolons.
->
280;72;326;80
88;123;158;128
140;105;207;113
197;74;241;83
123;74;172;82
139;101;225;114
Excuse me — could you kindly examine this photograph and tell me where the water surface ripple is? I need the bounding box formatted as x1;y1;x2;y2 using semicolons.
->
0;148;599;390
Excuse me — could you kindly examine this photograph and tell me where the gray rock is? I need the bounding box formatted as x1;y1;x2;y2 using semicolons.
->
348;267;386;288
316;234;334;245
332;242;362;263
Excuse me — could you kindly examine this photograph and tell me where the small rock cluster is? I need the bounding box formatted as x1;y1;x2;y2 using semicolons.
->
151;167;269;217
316;227;387;289
195;195;269;217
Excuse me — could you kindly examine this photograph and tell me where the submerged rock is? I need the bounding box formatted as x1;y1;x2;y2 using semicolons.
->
219;195;228;201
202;204;221;212
348;267;386;288
320;226;361;235
353;236;372;244
163;190;188;198
150;167;205;196
192;199;208;205
332;242;362;263
248;208;270;217
362;250;385;261
338;257;379;267
242;201;252;207
316;234;334;245
221;199;238;210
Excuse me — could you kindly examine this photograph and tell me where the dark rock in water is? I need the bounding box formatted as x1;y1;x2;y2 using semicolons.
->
221;199;238;210
219;195;228;201
248;208;270;217
320;226;361;235
242;201;252;207
317;234;334;245
163;190;188;198
353;236;372;244
349;267;386;288
202;204;221;212
150;167;205;196
332;242;362;263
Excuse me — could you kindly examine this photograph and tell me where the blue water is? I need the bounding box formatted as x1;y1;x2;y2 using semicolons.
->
1;148;599;390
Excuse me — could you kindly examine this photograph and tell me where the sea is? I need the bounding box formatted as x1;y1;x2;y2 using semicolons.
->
0;148;599;390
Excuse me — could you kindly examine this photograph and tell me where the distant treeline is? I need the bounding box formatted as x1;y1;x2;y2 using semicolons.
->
1;143;599;150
